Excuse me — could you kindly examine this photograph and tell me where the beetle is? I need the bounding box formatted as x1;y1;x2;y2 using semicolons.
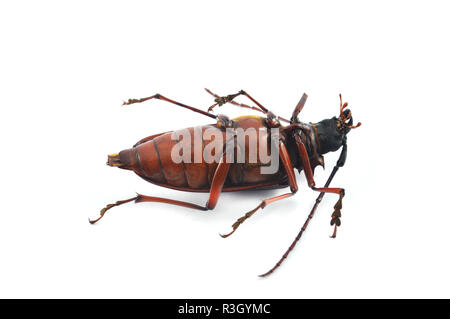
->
90;89;361;276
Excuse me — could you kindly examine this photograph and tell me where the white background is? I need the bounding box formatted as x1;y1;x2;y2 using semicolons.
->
1;0;449;298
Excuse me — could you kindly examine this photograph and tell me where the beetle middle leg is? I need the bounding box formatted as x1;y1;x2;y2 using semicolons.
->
221;140;299;237
259;144;349;277
220;192;296;238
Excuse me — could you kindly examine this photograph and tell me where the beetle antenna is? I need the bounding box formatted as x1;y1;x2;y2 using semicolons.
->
259;160;344;277
89;195;138;224
346;122;362;129
338;94;362;130
339;94;349;120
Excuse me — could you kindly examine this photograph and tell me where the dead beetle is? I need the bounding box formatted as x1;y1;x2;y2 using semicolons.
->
91;89;361;276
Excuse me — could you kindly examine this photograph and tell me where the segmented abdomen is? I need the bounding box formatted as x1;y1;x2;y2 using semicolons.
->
135;125;222;190
118;116;287;192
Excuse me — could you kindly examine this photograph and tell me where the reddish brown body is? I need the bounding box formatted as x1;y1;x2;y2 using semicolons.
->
113;116;291;193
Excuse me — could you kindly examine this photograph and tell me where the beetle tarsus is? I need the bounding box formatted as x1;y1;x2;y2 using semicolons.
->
90;196;138;224
207;103;218;112
205;89;246;113
121;93;217;120
219;229;236;238
123;98;141;105
220;203;263;238
330;225;338;238
329;190;344;238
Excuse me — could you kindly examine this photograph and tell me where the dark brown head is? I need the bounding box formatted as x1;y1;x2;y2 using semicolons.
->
314;94;361;154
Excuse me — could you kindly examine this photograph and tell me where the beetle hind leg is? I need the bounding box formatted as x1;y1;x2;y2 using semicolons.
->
90;194;209;225
91;153;231;224
89;195;139;224
221;140;298;238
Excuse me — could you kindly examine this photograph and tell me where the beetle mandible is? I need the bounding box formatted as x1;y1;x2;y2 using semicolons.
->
90;89;361;277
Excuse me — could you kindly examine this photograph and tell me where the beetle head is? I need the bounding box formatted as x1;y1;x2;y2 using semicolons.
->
315;94;361;154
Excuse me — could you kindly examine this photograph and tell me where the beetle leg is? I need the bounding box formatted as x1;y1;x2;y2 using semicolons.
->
205;88;265;114
290;93;308;123
259;143;347;277
329;190;345;238
295;135;345;195
203;89;245;112
205;88;291;123
90;153;230;224
260;144;349;277
89;194;210;224
205;88;268;112
259;163;344;277
294;135;346;236
233;90;290;123
220;192;295;238
220;140;298;238
236;89;269;113
123;93;217;120
89;196;139;224
205;88;264;114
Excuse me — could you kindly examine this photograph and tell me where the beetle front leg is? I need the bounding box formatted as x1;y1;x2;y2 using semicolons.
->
295;135;346;237
330;190;345;238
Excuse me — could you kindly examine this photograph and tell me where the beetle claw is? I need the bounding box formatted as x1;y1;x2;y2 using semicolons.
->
330;225;338;238
207;103;218;112
219;203;263;238
123;99;138;105
90;196;138;224
89;217;101;225
219;229;236;238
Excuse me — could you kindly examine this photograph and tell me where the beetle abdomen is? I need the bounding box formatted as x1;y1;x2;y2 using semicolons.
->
108;117;289;192
109;125;223;190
